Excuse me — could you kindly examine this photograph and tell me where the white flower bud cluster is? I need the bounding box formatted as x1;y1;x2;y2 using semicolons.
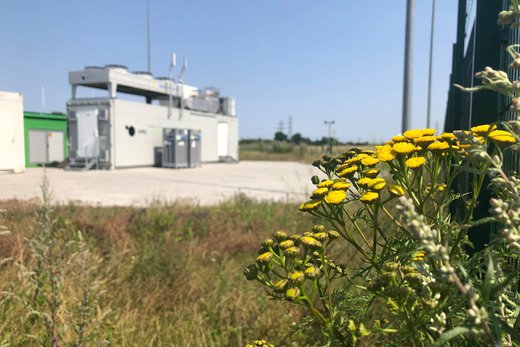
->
475;67;512;89
428;312;447;334
489;198;520;252
397;198;446;262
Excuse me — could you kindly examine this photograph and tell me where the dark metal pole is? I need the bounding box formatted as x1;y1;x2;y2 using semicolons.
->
427;0;436;129
402;0;414;133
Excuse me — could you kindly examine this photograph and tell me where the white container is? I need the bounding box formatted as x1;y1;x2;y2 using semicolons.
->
0;91;25;173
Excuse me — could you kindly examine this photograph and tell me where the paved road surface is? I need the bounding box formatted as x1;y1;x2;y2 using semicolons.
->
0;161;318;206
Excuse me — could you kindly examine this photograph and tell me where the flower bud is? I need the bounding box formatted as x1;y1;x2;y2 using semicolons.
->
273;279;288;292
288;271;305;284
285;287;300;300
243;264;259;280
261;238;274;248
279;239;294;250
304;266;319;278
301;236;322;250
284;246;300;257
256;252;273;265
327;230;340;239
312;224;325;233
273;230;289;242
313;232;328;242
311;175;320;184
383;262;399;272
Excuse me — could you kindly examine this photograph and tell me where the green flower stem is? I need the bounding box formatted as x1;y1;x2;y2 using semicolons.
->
342;207;372;250
450;169;486;258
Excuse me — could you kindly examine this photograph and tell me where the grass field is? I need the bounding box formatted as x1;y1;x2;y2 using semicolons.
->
239;141;371;164
0;195;329;346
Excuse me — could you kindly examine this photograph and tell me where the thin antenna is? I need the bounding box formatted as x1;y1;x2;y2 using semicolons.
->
41;86;46;114
426;0;436;128
178;56;188;120
168;52;177;119
147;0;151;73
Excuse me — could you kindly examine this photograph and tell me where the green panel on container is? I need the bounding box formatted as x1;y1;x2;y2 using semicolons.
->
23;112;68;167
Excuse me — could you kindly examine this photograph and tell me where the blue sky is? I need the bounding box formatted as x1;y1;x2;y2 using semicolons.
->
0;1;458;142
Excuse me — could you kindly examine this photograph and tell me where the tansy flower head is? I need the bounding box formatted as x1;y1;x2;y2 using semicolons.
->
312;224;325;233
428;141;450;152
301;236;322;250
256;252;273;264
361;156;380;166
327;230;340;239
311;187;329;198
471;124;496;135
388;184;405;197
440;132;457;141
368;178;386;191
279;239;294;250
421;128;436;136
337;165;358;177
304;266;319;278
413;250;426;261
261;239;274;248
285;287;300;300
273;230;289;241
285;246;300;257
324;190;347;204
288;271;305;284
391;135;409;143
393;142;416;154
313;232;328;242
403;129;424;139
363;169;380;178
489;130;516;145
377;150;396;162
405;157;426;169
359;191;379;203
298;199;321;211
414;136;436;145
357;177;372;187
317;179;334;188
332;181;351;190
273;279;288;292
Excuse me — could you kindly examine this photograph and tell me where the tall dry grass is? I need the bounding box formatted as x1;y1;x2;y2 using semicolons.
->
0;195;325;346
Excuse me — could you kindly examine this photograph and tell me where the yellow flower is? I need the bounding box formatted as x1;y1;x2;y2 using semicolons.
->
377;150;396;162
359;191;379;203
361;156;380;166
332;181;351;190
405;157;426;169
488;130;516;145
313;232;328;242
471;124;496;135
256;252;273;264
279;240;294;249
413;250;426;261
286;287;301;300
357;177;372;187
393;142;416;154
440;132;457;141
391;135;409;143
298;199;322;211
324;190;347;204
388;184;405;197
304;266;319;278
427;141;450;151
368;178;386;191
421;128;436;136
288;271;305;284
311;187;329;197
337;165;358;177
362;169;380;178
317;179;334;188
414;136;436;145
403;129;424;139
301;236;322;249
436;183;447;191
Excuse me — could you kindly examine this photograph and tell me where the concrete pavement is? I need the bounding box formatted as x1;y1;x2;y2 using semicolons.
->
0;161;319;206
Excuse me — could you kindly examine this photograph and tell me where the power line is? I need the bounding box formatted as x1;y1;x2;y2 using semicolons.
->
288;115;293;138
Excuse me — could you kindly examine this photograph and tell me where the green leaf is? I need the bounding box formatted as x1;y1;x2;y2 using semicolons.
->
470;217;496;228
481;252;495;306
431;327;470;347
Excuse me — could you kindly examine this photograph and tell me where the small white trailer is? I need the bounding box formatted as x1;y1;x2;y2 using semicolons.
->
0;91;25;173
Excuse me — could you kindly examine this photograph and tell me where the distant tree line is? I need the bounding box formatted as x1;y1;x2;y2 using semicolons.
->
239;132;369;146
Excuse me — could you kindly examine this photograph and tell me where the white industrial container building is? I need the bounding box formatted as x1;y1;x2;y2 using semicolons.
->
0;91;25;173
67;65;238;170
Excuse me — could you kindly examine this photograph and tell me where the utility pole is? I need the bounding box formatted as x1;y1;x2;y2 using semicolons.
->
278;120;285;133
324;120;335;154
402;0;414;133
288;115;293;139
426;0;436;129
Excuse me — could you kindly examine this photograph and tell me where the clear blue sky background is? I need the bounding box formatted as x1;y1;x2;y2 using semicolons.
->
0;1;457;142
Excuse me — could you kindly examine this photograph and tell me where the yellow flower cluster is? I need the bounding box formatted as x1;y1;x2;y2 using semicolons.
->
299;125;516;213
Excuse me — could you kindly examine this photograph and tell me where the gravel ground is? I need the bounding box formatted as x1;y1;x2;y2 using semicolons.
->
0;161;319;206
